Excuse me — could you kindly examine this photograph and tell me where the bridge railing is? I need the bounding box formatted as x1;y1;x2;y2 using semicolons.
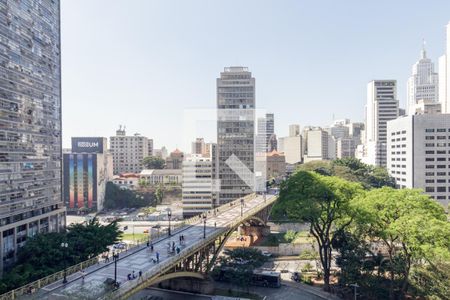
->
0;256;99;300
102;194;276;299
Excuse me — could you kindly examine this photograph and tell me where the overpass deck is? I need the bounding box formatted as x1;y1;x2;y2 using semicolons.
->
34;193;276;299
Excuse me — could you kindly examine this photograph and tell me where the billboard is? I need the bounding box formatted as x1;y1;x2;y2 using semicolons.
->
71;137;105;153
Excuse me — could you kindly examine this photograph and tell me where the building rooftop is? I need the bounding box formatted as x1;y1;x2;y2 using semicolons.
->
140;169;182;176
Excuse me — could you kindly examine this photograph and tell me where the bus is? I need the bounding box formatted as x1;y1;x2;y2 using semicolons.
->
251;270;281;288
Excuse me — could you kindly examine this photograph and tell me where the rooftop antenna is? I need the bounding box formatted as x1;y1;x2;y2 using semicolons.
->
421;38;427;59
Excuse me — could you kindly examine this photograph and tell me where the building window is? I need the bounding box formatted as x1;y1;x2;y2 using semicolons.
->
425;187;435;192
425;165;435;169
425;129;435;133
437;187;446;192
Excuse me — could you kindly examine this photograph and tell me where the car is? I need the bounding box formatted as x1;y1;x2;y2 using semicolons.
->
113;242;127;249
262;251;272;257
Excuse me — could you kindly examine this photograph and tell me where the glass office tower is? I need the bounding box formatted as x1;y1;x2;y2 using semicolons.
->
0;1;65;272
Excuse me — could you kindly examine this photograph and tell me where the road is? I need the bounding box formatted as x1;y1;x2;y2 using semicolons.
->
37;194;276;300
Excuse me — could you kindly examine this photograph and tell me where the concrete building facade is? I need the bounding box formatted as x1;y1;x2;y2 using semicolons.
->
278;124;303;164
216;67;255;204
387;114;450;211
439;22;450;113
182;155;214;218
0;1;65;272
110;127;152;174
363;80;399;166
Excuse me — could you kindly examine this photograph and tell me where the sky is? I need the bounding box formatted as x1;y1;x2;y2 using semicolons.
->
61;0;450;151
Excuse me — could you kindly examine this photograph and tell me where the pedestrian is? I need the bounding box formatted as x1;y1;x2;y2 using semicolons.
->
176;247;180;254
146;241;150;247
172;241;175;248
132;271;136;279
105;255;109;263
127;273;131;280
214;222;216;228
150;243;154;252
81;270;86;283
156;252;160;263
179;235;181;243
139;270;142;278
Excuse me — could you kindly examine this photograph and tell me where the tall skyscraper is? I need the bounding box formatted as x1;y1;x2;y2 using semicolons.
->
0;2;65;272
256;113;275;153
439;21;450;113
407;42;439;115
363;80;399;167
216;67;255;205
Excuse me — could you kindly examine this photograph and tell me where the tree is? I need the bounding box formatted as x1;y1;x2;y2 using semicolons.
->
271;171;363;291
0;218;121;294
297;158;395;189
215;248;269;292
104;182;151;208
142;156;165;169
155;183;165;204
352;187;450;299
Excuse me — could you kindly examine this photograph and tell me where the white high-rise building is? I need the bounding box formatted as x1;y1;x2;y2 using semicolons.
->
387;114;450;211
439;21;450;113
363;80;399;167
278;125;303;164
110;127;152;174
182;155;213;218
407;42;439;115
304;127;331;162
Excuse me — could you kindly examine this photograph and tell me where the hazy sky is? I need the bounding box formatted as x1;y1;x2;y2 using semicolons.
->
61;0;450;151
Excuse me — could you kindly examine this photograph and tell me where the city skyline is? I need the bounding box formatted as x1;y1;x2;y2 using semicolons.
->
61;1;450;151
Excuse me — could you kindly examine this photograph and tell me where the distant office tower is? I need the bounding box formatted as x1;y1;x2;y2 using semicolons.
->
278;124;302;164
191;138;206;155
166;149;184;169
363;80;399;167
182;155;213;218
216;67;255;205
256;113;275;153
268;134;277;152
289;124;300;137
110;127;151;174
346;122;365;144
329;120;350;140
148;139;154;157
387;114;450;211
336;138;356;159
304;127;332;162
63;138;113;213
407;42;439;115
0;2;65;272
439;21;450;113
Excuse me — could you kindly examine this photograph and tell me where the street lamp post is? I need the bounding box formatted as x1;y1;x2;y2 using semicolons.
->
240;198;244;217
202;214;207;239
167;209;172;237
60;242;68;284
113;251;119;285
350;283;359;300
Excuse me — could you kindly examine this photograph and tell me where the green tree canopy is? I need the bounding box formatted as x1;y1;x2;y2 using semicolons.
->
351;187;450;299
0;218;121;294
271;170;363;291
142;156;165;169
297;158;395;189
104;182;152;209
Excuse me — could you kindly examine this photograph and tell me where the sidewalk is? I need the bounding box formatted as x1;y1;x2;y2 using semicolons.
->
282;280;340;300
